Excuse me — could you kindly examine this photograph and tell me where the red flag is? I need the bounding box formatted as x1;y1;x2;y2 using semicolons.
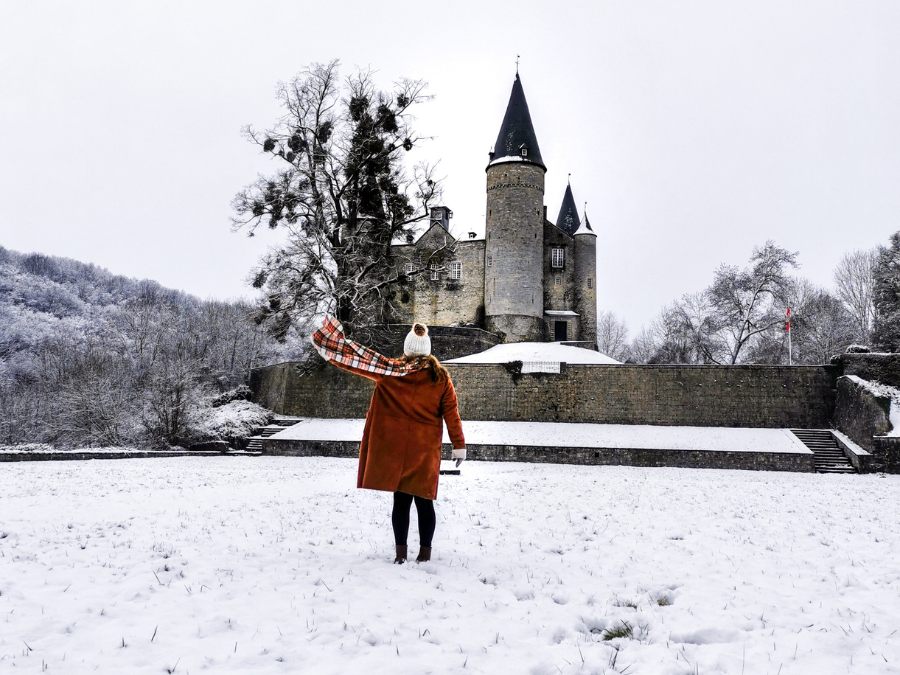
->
785;307;791;332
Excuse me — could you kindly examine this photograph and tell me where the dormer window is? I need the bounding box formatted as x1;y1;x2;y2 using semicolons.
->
520;145;528;158
551;247;565;269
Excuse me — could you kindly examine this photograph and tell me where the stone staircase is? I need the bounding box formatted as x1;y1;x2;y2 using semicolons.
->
790;429;857;474
246;417;301;452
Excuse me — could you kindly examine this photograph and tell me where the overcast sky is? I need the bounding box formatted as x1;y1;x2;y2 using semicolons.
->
2;0;899;333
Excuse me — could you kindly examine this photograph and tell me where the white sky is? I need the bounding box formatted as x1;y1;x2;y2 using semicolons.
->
1;0;898;334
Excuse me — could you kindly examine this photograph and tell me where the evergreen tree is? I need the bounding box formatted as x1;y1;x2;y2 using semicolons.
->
871;231;900;351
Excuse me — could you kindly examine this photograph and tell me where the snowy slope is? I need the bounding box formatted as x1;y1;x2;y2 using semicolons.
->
447;342;620;364
271;418;811;454
2;457;897;675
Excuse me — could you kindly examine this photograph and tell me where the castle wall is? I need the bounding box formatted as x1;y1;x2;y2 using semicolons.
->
542;223;576;312
389;234;485;327
349;325;500;361
252;361;838;429
484;162;546;341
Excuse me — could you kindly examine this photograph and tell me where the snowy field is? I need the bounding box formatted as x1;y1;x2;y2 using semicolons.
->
1;458;898;675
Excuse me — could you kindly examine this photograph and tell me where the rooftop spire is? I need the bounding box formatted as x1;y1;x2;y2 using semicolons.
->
575;202;596;237
555;182;581;235
488;73;545;170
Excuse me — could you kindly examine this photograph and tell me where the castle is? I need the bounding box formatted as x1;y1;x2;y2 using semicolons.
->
385;73;598;347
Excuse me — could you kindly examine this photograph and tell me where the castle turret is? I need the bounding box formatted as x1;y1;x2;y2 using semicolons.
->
555;182;581;236
573;211;598;347
484;73;546;342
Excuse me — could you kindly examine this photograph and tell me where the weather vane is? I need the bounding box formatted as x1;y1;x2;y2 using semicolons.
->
516;54;520;73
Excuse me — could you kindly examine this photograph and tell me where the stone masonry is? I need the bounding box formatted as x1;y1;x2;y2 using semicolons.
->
484;162;546;341
251;361;838;429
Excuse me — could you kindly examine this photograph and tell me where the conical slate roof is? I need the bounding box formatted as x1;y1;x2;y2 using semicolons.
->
574;212;596;237
488;73;546;170
555;183;581;235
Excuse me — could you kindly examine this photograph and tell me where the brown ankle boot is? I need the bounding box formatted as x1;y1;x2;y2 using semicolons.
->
416;546;431;563
394;545;408;564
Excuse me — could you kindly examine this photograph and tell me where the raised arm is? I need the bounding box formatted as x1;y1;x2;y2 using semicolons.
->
327;356;381;382
310;316;405;381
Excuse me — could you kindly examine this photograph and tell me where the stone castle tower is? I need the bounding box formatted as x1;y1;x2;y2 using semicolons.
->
484;73;546;342
380;71;599;350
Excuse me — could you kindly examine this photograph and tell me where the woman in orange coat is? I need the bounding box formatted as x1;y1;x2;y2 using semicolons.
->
311;317;466;564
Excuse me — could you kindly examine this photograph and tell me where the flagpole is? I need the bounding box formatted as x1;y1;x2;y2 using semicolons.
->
786;307;792;366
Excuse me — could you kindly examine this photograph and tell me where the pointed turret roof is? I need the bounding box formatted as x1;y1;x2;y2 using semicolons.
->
488;73;546;170
574;212;596;237
555;182;581;235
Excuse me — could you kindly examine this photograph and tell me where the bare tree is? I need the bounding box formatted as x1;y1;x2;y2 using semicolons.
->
626;326;659;364
647;293;720;364
706;241;798;364
748;278;855;364
596;311;629;361
833;249;877;344
233;61;447;338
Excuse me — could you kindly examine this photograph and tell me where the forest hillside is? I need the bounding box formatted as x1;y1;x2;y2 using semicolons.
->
0;246;304;448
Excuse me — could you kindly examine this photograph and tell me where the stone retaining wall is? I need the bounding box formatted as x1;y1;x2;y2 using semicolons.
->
0;450;225;463
251;361;837;429
831;353;900;388
873;436;900;473
833;376;893;452
261;439;814;473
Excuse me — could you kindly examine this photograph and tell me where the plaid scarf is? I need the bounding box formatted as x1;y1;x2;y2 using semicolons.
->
311;316;421;377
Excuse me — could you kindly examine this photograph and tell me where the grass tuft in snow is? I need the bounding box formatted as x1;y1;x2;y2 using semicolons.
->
602;621;634;641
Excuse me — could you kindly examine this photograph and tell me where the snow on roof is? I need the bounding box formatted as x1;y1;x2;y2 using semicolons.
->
487;155;530;167
446;341;620;365
544;309;578;316
573;220;596;237
270;418;812;454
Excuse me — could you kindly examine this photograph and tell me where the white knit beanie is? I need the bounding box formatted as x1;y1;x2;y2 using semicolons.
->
403;322;432;357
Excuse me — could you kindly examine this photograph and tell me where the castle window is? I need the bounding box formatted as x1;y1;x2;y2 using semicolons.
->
449;261;462;280
554;275;561;287
587;277;593;289
430;263;440;281
487;255;493;267
551;247;565;269
404;262;415;276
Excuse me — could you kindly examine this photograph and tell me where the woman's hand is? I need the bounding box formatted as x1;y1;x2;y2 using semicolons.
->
452;447;466;467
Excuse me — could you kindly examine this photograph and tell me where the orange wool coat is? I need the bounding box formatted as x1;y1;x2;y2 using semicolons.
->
330;360;466;500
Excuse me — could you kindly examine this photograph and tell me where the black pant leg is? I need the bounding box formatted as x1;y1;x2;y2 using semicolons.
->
414;496;436;548
392;491;414;545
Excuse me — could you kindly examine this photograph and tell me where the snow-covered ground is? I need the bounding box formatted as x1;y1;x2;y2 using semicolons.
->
447;342;620;365
1;457;898;675
272;418;812;454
